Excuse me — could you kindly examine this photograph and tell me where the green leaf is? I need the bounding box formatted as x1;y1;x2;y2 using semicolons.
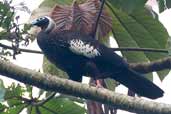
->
157;0;171;13
40;0;73;7
5;84;25;106
131;9;169;80
26;85;33;98
0;103;6;112
57;94;84;104
0;2;13;30
166;0;171;8
104;78;118;91
41;98;86;114
157;0;166;13
0;80;5;102
107;0;147;13
22;24;32;33
108;4;169;81
28;98;86;114
6;104;26;114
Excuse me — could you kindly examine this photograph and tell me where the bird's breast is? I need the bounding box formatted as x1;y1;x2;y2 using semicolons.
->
37;37;89;72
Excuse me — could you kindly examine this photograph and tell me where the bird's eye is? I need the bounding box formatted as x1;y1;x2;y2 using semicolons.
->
37;17;44;21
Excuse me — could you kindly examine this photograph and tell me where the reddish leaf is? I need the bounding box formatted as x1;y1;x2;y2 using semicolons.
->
51;5;72;32
50;0;112;39
71;1;93;34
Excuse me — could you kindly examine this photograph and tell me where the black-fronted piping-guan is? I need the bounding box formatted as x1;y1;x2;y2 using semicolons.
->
31;16;164;99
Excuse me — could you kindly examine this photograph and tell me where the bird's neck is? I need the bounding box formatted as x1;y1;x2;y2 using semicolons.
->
43;17;55;33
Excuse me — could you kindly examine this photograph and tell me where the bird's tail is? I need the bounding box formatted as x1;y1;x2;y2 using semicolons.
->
113;68;164;99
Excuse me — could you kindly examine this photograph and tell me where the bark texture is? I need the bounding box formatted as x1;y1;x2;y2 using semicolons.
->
0;60;171;114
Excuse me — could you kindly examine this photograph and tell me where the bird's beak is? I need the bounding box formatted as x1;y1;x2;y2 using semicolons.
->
31;19;38;26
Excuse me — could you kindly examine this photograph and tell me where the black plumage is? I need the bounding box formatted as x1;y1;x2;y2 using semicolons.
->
31;16;164;99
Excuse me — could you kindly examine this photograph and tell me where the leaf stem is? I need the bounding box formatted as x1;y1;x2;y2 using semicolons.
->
0;42;168;56
34;92;56;106
112;47;168;53
92;0;106;39
0;43;42;54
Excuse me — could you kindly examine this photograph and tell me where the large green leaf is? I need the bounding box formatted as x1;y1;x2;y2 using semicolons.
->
108;4;169;80
107;0;147;13
40;0;73;7
131;9;169;80
43;98;86;114
28;98;86;114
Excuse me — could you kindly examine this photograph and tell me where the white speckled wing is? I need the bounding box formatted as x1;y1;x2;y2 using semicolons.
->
69;39;101;58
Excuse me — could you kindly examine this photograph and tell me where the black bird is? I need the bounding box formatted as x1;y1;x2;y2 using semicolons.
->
31;16;164;99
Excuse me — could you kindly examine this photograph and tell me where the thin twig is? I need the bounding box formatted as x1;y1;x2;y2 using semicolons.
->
35;92;56;106
92;0;106;38
5;96;31;103
91;1;108;111
112;47;168;53
0;43;42;54
0;42;169;55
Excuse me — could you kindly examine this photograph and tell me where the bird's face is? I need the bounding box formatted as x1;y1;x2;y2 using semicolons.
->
31;16;55;33
31;16;49;28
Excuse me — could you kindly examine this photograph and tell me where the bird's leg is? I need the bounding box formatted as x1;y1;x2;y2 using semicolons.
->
95;79;103;87
84;62;103;88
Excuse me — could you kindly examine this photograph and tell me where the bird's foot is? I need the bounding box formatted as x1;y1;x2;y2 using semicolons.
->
95;79;103;88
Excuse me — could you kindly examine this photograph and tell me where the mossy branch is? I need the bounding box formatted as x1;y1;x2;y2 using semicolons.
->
0;60;171;114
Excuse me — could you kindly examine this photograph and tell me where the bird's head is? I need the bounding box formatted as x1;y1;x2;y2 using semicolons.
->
31;16;55;33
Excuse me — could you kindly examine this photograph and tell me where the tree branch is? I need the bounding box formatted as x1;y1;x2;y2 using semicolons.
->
130;57;171;73
0;60;171;114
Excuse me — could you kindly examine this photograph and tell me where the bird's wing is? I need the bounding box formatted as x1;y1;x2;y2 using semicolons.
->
53;31;126;68
68;39;101;58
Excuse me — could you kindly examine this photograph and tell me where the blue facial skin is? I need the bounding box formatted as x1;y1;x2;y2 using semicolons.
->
31;17;49;27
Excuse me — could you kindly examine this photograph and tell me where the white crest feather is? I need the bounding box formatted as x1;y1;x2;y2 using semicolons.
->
69;39;101;58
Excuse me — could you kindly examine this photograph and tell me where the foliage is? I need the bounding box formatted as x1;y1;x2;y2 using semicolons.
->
0;83;86;114
0;0;32;59
107;0;148;13
0;0;170;114
107;3;169;80
0;80;5;102
157;0;171;13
